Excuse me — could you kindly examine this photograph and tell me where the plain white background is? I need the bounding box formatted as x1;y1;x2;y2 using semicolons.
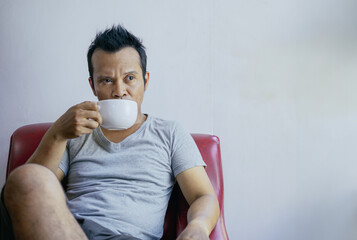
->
1;0;357;239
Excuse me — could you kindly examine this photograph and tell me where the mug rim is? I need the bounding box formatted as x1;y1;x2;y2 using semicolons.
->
97;99;136;103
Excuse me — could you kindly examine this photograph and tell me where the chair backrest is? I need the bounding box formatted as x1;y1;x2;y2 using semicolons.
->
7;123;229;239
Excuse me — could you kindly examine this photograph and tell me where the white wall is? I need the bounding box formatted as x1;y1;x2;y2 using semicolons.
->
1;0;357;239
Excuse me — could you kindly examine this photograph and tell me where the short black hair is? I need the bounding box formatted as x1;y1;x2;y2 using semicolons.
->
87;25;147;86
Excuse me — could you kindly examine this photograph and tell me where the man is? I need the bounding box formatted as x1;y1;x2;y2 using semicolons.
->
1;25;219;240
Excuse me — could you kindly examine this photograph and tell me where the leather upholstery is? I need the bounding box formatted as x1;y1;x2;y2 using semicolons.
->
6;123;229;239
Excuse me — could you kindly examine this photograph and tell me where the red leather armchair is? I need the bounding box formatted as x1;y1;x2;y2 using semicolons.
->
6;123;229;239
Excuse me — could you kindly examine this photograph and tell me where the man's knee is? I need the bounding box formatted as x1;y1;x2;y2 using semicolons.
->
4;164;64;207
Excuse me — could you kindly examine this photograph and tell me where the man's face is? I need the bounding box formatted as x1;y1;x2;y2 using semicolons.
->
89;47;149;114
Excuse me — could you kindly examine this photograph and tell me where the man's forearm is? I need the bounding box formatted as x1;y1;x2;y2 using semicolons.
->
26;127;67;175
186;193;220;236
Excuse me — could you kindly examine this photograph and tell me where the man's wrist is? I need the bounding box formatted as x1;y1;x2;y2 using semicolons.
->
46;125;67;143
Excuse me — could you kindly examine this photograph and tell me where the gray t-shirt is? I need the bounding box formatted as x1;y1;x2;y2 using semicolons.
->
59;115;205;239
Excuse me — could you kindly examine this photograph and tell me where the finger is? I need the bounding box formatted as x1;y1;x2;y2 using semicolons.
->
76;125;95;136
79;101;98;111
83;118;100;130
82;110;102;124
80;110;102;122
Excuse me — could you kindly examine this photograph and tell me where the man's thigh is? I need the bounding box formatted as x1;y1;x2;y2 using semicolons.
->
0;185;15;240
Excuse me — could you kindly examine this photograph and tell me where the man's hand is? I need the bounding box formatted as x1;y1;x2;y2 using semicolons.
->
176;221;210;240
50;101;102;140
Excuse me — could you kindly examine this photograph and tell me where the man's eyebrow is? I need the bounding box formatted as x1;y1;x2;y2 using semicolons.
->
123;71;139;75
96;75;112;79
96;71;139;79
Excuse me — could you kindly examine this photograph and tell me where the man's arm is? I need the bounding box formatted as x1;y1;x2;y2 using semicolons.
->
176;166;220;240
27;101;102;181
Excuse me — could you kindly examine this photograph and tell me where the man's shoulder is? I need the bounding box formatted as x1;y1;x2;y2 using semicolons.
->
145;115;178;130
145;115;183;139
66;130;97;156
148;115;177;127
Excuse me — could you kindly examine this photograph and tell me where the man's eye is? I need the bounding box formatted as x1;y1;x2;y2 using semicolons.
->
127;75;134;81
103;78;112;83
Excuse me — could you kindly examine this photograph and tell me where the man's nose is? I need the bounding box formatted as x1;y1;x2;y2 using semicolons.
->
112;82;127;98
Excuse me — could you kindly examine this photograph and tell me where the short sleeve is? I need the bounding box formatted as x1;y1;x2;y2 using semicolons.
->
171;123;206;177
59;143;70;176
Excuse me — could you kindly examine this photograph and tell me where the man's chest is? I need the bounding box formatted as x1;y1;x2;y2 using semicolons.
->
67;139;173;187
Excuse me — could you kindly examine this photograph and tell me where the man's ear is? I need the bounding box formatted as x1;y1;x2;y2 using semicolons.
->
88;77;97;96
144;72;150;91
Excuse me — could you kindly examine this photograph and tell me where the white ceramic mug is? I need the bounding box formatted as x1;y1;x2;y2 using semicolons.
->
97;99;138;130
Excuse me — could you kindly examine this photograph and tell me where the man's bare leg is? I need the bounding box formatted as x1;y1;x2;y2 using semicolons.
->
4;164;87;240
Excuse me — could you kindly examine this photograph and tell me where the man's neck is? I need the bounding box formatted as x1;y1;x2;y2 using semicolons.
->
101;113;147;143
